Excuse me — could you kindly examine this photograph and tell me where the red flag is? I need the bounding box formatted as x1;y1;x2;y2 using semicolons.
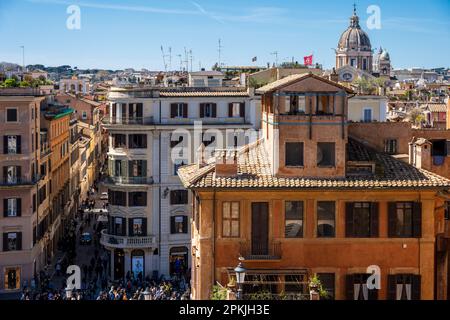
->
304;55;313;66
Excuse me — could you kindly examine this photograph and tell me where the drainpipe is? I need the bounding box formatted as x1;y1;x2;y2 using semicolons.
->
158;99;162;276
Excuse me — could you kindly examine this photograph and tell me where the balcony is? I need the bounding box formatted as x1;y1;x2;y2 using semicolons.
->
103;175;154;185
239;241;282;260
0;175;42;187
100;229;156;249
102;116;154;125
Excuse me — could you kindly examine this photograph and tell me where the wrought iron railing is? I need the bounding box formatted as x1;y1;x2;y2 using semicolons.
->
239;241;282;260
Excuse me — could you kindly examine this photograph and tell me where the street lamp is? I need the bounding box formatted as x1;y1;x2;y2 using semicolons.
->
142;287;151;300
65;287;73;300
234;256;246;300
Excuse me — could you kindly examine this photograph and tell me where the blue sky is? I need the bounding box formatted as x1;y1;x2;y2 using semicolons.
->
0;0;449;71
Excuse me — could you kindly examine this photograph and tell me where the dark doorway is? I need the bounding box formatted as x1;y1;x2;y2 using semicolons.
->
251;202;269;255
114;249;124;280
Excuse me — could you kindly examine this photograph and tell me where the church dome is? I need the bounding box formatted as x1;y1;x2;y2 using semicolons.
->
338;9;371;51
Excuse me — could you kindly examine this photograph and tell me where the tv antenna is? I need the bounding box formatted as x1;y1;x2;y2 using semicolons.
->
218;38;223;68
271;51;279;67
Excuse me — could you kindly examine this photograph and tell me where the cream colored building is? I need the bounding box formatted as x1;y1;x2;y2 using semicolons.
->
348;95;388;122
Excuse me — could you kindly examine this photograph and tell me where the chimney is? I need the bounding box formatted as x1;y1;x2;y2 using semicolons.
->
329;67;339;83
215;149;238;177
197;143;206;168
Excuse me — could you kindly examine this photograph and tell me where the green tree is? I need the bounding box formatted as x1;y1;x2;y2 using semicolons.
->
4;78;18;87
211;284;227;300
408;108;425;126
19;80;31;87
353;77;374;94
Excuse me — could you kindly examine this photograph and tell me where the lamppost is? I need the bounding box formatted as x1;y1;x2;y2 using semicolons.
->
234;257;246;300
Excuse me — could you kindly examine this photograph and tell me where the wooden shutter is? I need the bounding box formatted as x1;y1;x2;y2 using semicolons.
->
240;102;245;118
346;274;354;300
412;275;421;300
182;216;188;233
345;203;354;237
2;166;6;182
3;199;8;217
3;136;7;154
199;103;205;118
141;218;147;236
17;136;21;154
170;104;177;118
370;202;379;237
412;202;422;238
212;103;217;117
142;134;147;148
3;233;8;251
17;166;21;180
128;218;133;236
16;232;22;250
387;202;397;237
228;103;233;117
387;275;396;300
136;103;143;117
16;198;21;217
182;190;188;204
183;103;188;118
170;217;176;234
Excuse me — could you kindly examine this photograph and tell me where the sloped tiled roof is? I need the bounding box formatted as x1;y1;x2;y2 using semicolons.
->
159;91;249;97
421;103;447;113
178;138;450;190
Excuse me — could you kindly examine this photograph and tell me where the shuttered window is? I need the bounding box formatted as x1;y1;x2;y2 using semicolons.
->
387;274;420;300
171;216;188;234
388;202;421;238
345;202;379;237
170;103;188;118
346;273;378;300
170;190;188;205
222;202;239;237
199;103;217;118
3;232;22;251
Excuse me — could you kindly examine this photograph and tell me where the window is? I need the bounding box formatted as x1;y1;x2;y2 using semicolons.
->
171;216;188;234
346;273;378;300
129;218;146;236
170;103;188;118
285;201;303;238
445;201;450;220
222;202;239;237
4;267;20;290
3;198;21;217
345;202;379;238
317;273;335;300
284;274;306;294
288;95;306;114
228;103;245;118
6;108;18;122
112;134;127;148
200;103;217;118
317;201;335;237
384;139;397;155
81;111;87;119
113;217;125;236
3;166;20;184
38;185;47;205
4;136;21;154
3;232;22;251
285;142;304;167
388;202;421;238
128;192;147;207
129;134;147;149
387;274;421;300
363;109;372;122
170;190;188;205
317;143;335;167
128;160;146;177
109;190;126;206
173;159;187;176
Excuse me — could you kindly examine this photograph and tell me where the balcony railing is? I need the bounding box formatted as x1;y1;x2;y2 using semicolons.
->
239;241;282;260
100;229;156;249
0;175;42;186
103;175;154;185
102;116;154;125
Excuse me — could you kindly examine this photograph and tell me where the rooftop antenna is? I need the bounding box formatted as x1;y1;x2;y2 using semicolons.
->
177;54;183;72
184;47;189;72
20;45;25;72
189;49;193;73
160;46;168;72
218;38;223;69
168;47;172;71
271;51;279;67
